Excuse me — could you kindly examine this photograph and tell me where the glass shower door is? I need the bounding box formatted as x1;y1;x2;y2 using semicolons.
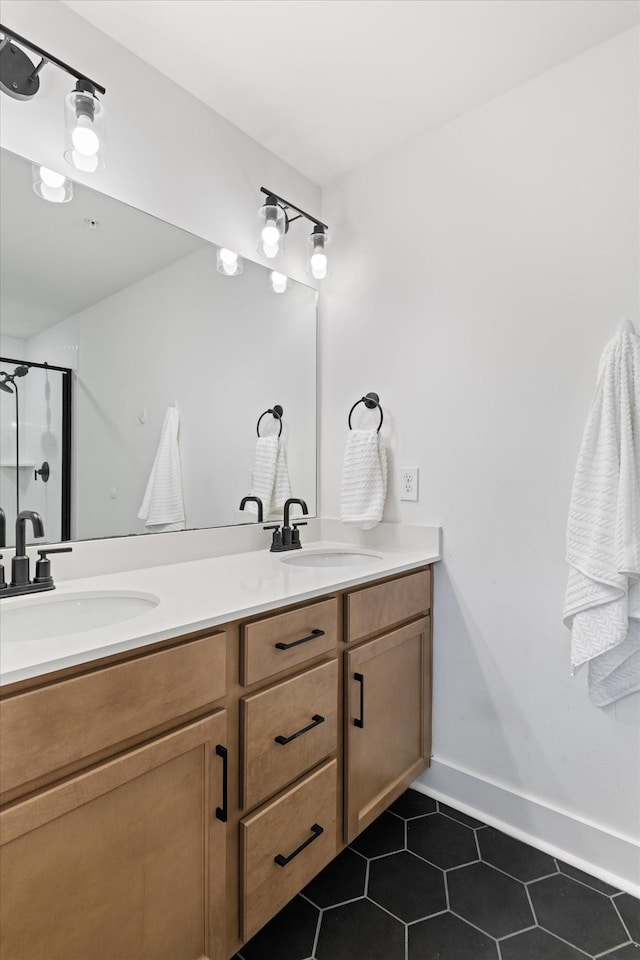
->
0;358;71;547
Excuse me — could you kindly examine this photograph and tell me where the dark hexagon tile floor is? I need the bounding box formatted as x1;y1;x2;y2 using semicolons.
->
237;789;640;960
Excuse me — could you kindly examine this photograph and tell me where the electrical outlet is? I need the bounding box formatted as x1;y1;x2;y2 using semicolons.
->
400;467;419;501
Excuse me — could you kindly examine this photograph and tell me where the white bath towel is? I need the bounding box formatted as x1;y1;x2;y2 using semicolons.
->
247;436;291;516
137;406;185;532
563;321;640;706
341;429;388;530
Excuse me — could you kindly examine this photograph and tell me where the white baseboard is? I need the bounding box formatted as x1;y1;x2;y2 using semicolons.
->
413;758;640;898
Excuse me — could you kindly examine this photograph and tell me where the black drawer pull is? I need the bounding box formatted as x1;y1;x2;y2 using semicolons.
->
275;714;325;745
274;823;324;867
354;672;365;728
275;628;325;651
215;744;228;822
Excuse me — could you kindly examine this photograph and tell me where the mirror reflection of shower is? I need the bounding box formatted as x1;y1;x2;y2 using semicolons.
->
0;357;72;546
0;363;30;519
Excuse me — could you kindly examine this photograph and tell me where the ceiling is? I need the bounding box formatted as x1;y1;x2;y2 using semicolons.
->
0;149;204;338
61;0;638;184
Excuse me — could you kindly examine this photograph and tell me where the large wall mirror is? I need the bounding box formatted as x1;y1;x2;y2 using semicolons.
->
0;148;317;548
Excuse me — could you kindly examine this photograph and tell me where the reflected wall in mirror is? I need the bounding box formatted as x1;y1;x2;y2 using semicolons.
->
0;149;317;548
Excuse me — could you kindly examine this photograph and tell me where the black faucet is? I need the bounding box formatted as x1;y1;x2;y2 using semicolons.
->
239;496;264;522
11;510;45;587
1;511;72;598
263;498;309;552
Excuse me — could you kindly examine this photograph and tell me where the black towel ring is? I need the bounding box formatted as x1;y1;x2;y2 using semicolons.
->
256;404;283;437
348;392;383;433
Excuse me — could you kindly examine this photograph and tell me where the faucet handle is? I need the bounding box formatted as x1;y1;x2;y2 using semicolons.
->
34;547;73;585
263;524;283;552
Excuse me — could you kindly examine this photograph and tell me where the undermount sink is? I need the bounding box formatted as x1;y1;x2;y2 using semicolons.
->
1;591;160;643
280;549;382;568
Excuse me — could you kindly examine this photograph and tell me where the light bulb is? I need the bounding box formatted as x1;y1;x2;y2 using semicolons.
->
72;119;100;157
310;252;327;279
262;222;280;246
40;184;67;203
39;167;66;189
271;271;288;293
262;241;280;259
216;248;242;276
70;151;99;173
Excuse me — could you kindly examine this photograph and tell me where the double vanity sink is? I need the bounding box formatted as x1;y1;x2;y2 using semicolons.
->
3;548;382;647
0;532;439;960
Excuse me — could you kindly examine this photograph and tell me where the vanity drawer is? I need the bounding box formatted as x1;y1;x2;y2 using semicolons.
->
345;568;431;643
0;632;227;799
241;659;338;810
241;597;338;685
240;758;337;941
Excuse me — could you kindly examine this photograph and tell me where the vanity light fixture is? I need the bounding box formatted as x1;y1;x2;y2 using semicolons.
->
0;24;106;173
270;271;288;294
32;164;73;203
258;187;329;279
216;248;243;276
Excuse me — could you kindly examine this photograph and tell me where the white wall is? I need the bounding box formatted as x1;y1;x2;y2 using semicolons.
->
0;0;320;285
320;29;639;885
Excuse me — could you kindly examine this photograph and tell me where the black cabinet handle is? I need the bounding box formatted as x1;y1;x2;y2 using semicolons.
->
215;744;228;822
274;824;323;867
354;672;365;728
275;714;325;745
275;628;325;651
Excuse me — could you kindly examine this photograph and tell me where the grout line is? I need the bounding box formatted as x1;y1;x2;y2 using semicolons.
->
366;895;410;927
554;858;622;900
443;866;450;911
444;859;482;874
497;924;537;942
610;896;633;943
448;909;499;942
364;857;370;897
537;923;602;957
523;881;538;926
593;941;635;958
310;903;323;959
524;869;559;884
406;908;450;926
348;845;370;862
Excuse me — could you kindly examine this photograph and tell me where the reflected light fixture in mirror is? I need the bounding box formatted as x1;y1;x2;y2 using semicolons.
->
32;164;73;203
270;271;288;294
0;23;106;174
216;248;243;276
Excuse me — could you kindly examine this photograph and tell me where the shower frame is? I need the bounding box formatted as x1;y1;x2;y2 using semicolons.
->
0;356;72;541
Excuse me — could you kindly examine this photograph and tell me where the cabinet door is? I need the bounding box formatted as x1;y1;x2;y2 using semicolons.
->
0;712;227;960
345;617;431;842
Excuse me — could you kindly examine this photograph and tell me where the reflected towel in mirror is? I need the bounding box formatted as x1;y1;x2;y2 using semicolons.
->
247;436;292;517
137;406;185;532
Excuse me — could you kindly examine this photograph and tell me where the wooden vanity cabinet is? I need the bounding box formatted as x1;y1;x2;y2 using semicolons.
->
0;712;228;960
0;564;433;960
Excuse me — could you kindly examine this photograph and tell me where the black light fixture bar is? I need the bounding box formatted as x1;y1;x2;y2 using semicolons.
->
260;186;327;230
0;23;106;94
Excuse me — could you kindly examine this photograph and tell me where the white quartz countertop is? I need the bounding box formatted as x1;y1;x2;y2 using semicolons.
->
0;539;439;686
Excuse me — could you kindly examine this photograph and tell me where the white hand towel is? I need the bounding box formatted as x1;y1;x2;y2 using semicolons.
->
340;429;387;530
137;406;185;532
563;324;640;706
247;436;292;515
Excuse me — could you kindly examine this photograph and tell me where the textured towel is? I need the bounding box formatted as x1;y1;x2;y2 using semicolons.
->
247;436;291;516
341;429;387;530
563;322;640;706
137;406;185;532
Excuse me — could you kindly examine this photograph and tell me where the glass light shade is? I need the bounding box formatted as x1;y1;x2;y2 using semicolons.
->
64;85;106;172
216;248;243;276
32;164;74;203
309;227;328;280
257;199;286;258
270;271;288;294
